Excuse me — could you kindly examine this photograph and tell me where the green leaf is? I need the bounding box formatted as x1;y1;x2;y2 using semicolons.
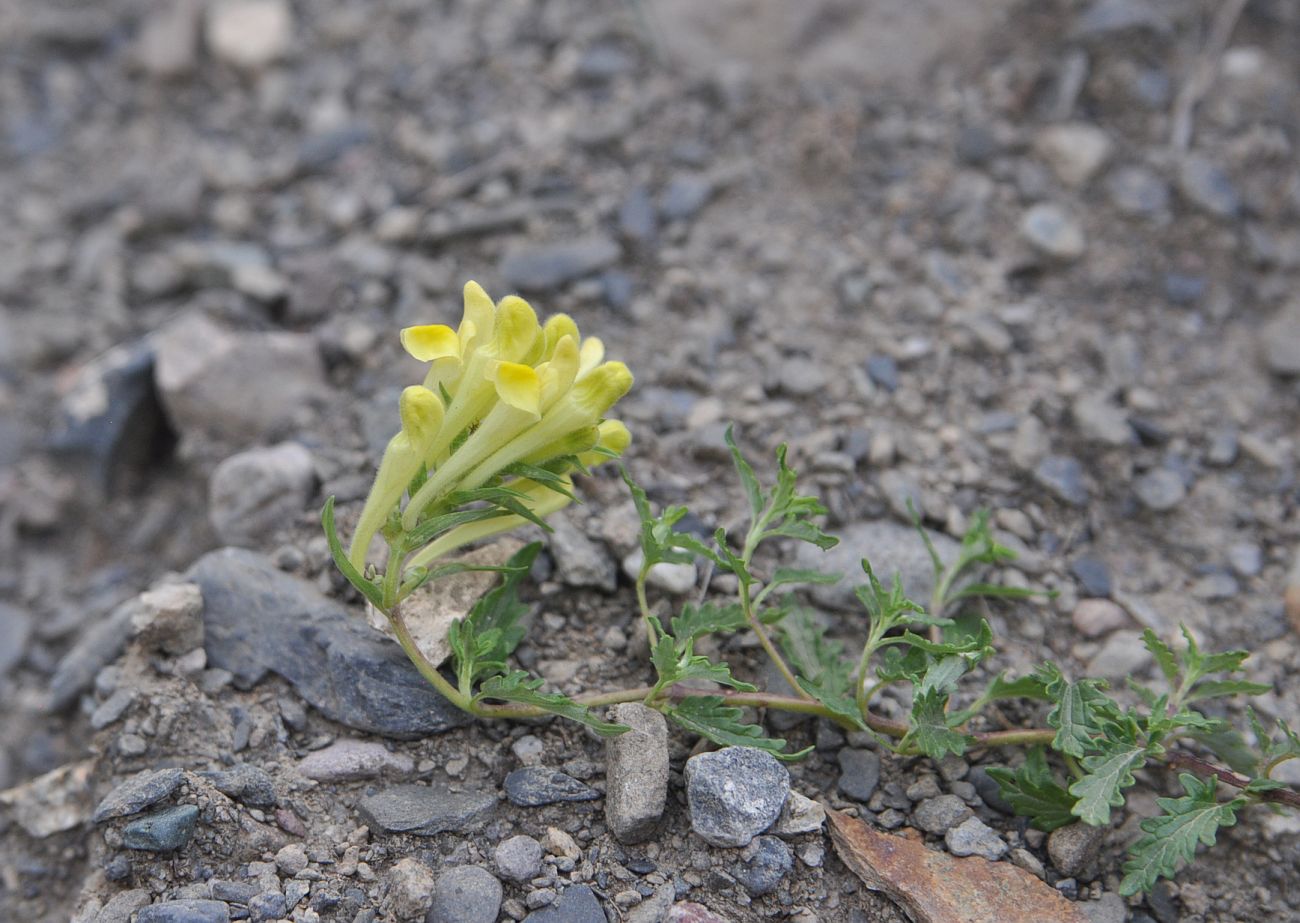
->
667;695;810;761
986;748;1078;831
405;507;512;547
1069;725;1148;825
1037;662;1117;758
461;544;538;659
1119;773;1245;896
947;582;1048;603
1252;709;1300;775
778;608;865;729
649;632;755;692
622;467;722;569
502;461;577;498
1189;724;1259;776
1142;629;1180;685
906;689;971;759
984;672;1051;702
892;620;992;658
1183;679;1273;703
474;672;628;737
670;601;748;645
919;655;969;697
321;497;385;609
724;424;764;518
753;567;841;606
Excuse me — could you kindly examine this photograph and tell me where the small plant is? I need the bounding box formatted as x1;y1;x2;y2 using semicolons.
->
325;282;1298;896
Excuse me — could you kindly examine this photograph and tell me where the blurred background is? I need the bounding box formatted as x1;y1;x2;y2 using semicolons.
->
1;1;1299;920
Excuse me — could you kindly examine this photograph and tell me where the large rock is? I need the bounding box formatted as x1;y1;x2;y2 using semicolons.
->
793;520;959;612
186;548;468;737
357;784;495;836
208;442;317;546
605;703;669;844
154;313;327;447
685;746;789;848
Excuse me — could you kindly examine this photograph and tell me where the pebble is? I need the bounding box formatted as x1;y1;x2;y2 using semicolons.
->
733;835;793;896
206;0;292;69
499;236;621;292
1206;428;1239;466
836;748;881;802
385;857;435;920
357;784;495;836
1071;599;1128;638
1176;156;1240;218
911;795;973;835
1010;847;1046;878
1227;543;1263;578
865;354;899;392
96;889;152;923
274;842;309;876
0;602;33;677
296;739;414;782
1070;556;1113;598
548;515;617;591
131;583;204;657
685;746;790;848
427;866;503;923
208;443;317;547
1033;455;1089;506
605;703;670;844
1086;629;1152;679
622;551;696;595
1085;892;1129;923
135;901;231;923
658;174;715;221
1072;394;1130;446
503;767;599;807
777;357;828;397
495;835;543;882
1106;165;1170;217
120;803;200;852
666;903;732;923
135;0;201;77
968;766;1015;815
768;790;826;838
1035;123;1112;186
247;892;287;923
200;764;276;807
793;520;959;612
1019;203;1086;260
1260;302;1300;376
1134;468;1186;511
521;884;604;923
1191;572;1239;600
93;768;185;823
944;816;1007;860
619;185;658;244
1048;822;1105;877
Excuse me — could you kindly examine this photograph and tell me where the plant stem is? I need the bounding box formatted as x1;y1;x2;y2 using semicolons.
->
1166;751;1300;810
385;603;469;711
739;579;811;700
635;565;659;648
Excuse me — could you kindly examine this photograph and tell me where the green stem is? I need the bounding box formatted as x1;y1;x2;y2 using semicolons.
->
636;564;659;649
739;578;811;701
385;602;470;711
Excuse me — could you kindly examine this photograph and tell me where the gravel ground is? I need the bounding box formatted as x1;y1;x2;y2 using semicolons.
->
2;1;1299;921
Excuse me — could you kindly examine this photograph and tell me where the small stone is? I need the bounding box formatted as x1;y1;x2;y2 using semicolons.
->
504;768;599;807
386;857;435;920
1177;156;1239;218
1085;892;1129;923
297;739;415;782
968;767;1015;815
121;804;199;852
1071;599;1128;638
666;903;732;923
622;551;696;595
135;0;201;76
1034;456;1089;506
1070;557;1113;598
274;842;309;876
521;884;604;923
1191;572;1239;600
836;748;881;802
685;746;790;848
1087;629;1152;679
1020;203;1086;260
511;735;546;766
206;0;292;70
135;901;231;923
618;185;658;244
0;602;31;677
544;826;581;861
1207;428;1238;466
658;174;715;221
912;795;973;836
769;790;826;837
1010;847;1046;878
1035;124;1112;186
1134;468;1186;512
866;354;899;392
548;514;617;591
605;703;669;844
499;237;621;292
907;776;942;802
1048;822;1105;877
1072;394;1130;446
1260;302;1300;376
132;583;204;657
96;889;152;923
777;357;827;397
208;443;316;546
91;688;137;730
733;836;793;897
944;816;1007;860
428;866;503;923
93;768;185;823
1106;165;1170;217
247;892;287;923
1227;543;1263;578
495;835;543;883
199;764;276;807
358;784;495;836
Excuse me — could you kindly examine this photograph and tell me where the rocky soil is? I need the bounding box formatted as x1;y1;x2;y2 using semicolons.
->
2;1;1299;921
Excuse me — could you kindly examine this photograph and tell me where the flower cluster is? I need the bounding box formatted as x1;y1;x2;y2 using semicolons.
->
346;281;632;580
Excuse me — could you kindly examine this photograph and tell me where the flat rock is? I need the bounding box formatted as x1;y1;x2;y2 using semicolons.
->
499;236;620;292
605;703;669;844
1033;455;1089;506
135;0;201;77
769;790;826;837
1177;156;1239;218
827;809;1089;923
187;547;469;738
135;900;231;923
1034;124;1112;186
837;748;881;802
208;442;317;546
1019;203;1086;260
503;767;600;807
122;804;200;852
522;884;605;923
296;739;415;782
427;865;503;923
548;514;617;591
793;520;959;612
206;0;292;69
357;783;495;836
0;759;95;837
945;816;1007;860
685;746;789;848
733;835;792;896
93;768;185;823
495;835;543;882
198;764;276;806
0;601;32;677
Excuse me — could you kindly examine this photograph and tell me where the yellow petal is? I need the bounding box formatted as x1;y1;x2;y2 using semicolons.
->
460;281;496;347
542;314;581;359
493;296;540;361
398;385;444;446
578;337;605;376
489;361;542;417
400;325;460;362
540;335;580;408
572;361;633;415
596;419;631;454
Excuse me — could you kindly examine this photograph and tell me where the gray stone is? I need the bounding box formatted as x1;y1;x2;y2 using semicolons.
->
247;892;287;923
1134;468;1186;511
499;236;620;292
1070;556;1112;597
296;739;415;782
733;835;792;896
1035;123;1112;186
944;816;1007;860
1019;203;1086;260
199;764;276;807
208;443;317;546
358;784;495;836
1260;302;1300;376
495;835;543;882
769;790;826;836
548;514;617;591
659;174;715;221
777;356;827;397
793;519;959;612
187;548;469;737
1177;156;1239;218
93;768;185;823
274;843;308;876
90;688;137;729
1072;599;1128;638
0;602;32;677
206;0;292;69
1207;427;1238;466
618;185;658;244
605;703;669;844
685;746;789;848
1227;543;1263;578
1106;165;1170;217
968;766;1015;815
1087;629;1152;679
427;866;504;923
1074;0;1172;37
1072;394;1131;446
865;354;898;392
132;583;204;657
912;795;973;835
95;889;153;923
1084;892;1129;923
521;884;604;923
122;804;200;852
1048;822;1105;877
386;858;435;920
1034;455;1089;506
135;0;201;77
878;469;925;521
836;748;881;802
504;767;599;807
135;900;231;923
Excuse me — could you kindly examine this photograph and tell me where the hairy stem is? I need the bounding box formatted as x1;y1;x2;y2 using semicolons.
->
1166;751;1300;811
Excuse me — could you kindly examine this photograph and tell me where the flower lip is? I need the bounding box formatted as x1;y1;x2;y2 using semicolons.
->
400;325;461;363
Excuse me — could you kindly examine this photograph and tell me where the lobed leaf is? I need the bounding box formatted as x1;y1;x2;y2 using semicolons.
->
475;671;628;736
986;748;1078;831
667;695;810;761
1119;774;1245;896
